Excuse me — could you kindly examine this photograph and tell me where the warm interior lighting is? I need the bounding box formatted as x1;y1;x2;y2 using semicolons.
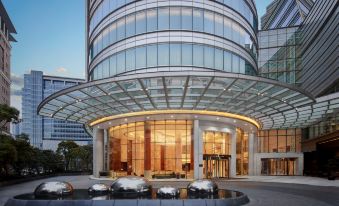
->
89;110;261;128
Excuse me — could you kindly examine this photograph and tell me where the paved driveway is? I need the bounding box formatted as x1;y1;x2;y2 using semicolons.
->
0;175;338;206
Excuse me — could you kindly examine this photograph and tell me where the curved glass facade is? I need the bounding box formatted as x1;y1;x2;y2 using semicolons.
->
89;6;257;61
109;120;194;178
89;0;257;34
90;42;257;80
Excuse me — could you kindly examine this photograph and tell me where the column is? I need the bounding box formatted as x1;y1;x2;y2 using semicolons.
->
230;130;237;177
193;120;203;179
248;132;255;176
93;128;104;178
144;122;152;179
105;129;110;172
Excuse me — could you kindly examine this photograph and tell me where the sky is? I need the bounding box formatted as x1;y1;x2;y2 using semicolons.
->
3;0;272;112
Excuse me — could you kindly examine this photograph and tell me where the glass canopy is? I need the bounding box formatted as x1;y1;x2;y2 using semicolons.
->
37;71;330;129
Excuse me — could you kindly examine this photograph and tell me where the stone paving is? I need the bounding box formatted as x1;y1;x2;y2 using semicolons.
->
0;175;338;206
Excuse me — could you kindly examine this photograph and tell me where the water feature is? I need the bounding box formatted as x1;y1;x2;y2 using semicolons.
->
5;177;249;206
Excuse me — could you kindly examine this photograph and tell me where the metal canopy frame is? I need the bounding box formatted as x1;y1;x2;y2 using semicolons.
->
36;71;334;130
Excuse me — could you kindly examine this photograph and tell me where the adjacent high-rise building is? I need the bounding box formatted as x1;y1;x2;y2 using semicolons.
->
0;1;16;133
38;0;338;178
22;70;92;150
261;0;314;30
258;0;338;176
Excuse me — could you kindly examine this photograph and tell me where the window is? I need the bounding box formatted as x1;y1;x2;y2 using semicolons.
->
204;11;214;34
215;14;223;36
117;51;126;74
109;55;116;76
126;49;135;71
158;7;170;30
147;9;157;32
224;51;232;72
170;7;181;29
204;46;214;68
215;48;223;70
181;7;192;30
158;44;169;66
193;44;204;67
136;11;146;34
193;9;203;31
109;23;117;44
102;59;110;78
224;17;232;39
232;54;240;73
136;46;146;69
147;45;157;67
182;44;193;65
126;14;136;37
239;58;245;74
170;44;181;65
116;17;126;40
102;29;110;48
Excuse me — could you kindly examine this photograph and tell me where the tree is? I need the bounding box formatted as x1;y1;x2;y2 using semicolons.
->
0;134;17;176
0;104;19;132
12;133;34;175
56;141;79;171
40;150;64;173
70;145;93;171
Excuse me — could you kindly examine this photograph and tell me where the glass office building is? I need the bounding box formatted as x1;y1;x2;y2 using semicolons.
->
38;0;338;178
22;71;92;150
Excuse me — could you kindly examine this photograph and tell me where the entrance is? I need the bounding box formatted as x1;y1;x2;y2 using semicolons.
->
261;158;297;175
203;154;230;178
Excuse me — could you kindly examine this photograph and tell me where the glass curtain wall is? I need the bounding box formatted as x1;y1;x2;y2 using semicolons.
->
236;129;249;175
90;42;256;80
109;122;145;177
203;131;231;178
257;129;301;153
89;6;257;62
150;120;193;179
109;120;193;178
203;131;231;155
261;158;297;175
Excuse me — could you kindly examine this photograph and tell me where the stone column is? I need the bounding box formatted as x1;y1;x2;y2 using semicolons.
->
248;132;255;176
93;128;104;178
230;130;237;177
193;120;203;179
144;122;152;179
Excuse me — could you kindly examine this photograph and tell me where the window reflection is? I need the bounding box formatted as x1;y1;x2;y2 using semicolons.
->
90;6;257;61
89;0;256;34
90;42;257;80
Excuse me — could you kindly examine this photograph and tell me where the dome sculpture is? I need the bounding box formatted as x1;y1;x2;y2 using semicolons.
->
88;183;110;195
187;180;218;198
34;181;73;198
157;186;180;199
110;176;152;198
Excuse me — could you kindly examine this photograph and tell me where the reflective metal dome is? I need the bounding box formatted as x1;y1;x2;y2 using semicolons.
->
157;186;180;199
34;181;73;198
88;183;110;195
187;180;218;197
110;176;152;198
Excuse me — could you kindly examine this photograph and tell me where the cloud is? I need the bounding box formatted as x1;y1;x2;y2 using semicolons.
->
56;67;68;74
11;73;24;87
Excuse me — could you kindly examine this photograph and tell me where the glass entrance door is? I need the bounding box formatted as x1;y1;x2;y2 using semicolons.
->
261;158;297;175
203;154;230;178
